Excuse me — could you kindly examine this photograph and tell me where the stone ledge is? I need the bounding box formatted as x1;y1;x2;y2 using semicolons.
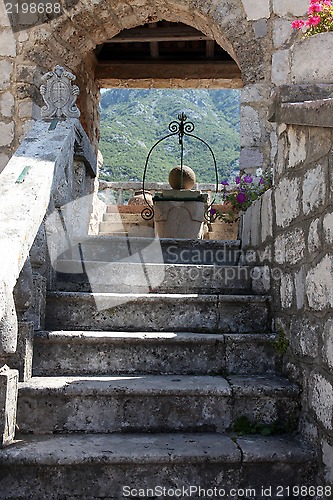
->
269;84;333;127
0;433;313;465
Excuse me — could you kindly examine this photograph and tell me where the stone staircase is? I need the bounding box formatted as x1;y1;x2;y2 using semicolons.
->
0;236;315;499
99;206;154;237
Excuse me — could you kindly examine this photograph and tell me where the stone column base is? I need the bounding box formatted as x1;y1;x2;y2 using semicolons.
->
154;200;205;239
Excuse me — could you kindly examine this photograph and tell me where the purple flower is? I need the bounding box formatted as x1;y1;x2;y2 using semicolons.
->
260;177;264;185
221;180;229;186
210;208;217;215
244;175;253;183
236;193;247;204
235;176;241;185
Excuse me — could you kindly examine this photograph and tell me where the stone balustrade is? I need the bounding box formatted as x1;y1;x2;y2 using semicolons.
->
0;118;96;445
98;180;217;206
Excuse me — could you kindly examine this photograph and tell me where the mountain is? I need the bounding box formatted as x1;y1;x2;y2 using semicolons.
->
98;88;240;184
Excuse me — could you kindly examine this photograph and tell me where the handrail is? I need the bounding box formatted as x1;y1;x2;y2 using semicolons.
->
0;118;96;353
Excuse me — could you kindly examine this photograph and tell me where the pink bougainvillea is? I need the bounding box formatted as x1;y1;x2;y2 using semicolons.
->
307;14;321;25
216;169;273;223
292;0;333;36
308;3;322;14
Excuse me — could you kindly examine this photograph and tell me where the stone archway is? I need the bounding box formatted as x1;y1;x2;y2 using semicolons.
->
8;0;273;169
22;0;268;82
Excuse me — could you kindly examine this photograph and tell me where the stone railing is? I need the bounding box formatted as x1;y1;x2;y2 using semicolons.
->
98;180;218;205
0;118;96;445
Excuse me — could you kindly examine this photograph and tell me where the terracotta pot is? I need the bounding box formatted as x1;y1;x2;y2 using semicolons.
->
128;190;153;206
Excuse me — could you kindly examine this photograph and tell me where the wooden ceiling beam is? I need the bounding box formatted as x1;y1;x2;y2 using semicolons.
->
96;61;242;82
107;26;212;43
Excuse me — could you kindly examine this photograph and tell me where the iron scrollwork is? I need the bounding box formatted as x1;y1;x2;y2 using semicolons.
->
141;112;219;222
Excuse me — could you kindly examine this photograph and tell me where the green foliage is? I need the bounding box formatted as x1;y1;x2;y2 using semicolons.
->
273;328;289;356
213;167;273;223
231;415;298;437
98;89;240;183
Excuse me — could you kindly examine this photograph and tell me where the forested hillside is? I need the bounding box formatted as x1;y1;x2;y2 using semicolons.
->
99;89;240;184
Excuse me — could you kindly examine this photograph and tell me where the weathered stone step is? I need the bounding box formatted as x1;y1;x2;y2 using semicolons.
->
0;433;315;498
54;261;264;294
45;292;271;333
103;213;153;223
0;433;315;499
99;224;155;237
17;375;299;434
58;235;241;266
33;331;277;376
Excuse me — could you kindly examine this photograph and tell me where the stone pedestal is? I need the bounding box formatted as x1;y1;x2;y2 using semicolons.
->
154;197;206;239
0;364;18;446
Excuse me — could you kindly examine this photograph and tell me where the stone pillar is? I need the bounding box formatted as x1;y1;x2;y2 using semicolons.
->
0;282;18;354
0;364;18;446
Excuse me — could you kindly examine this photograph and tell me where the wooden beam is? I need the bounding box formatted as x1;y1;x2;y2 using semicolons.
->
206;40;215;59
107;26;212;43
96;61;241;81
149;23;159;59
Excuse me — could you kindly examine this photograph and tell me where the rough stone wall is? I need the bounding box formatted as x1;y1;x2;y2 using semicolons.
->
241;118;333;487
274;123;333;489
0;0;310;174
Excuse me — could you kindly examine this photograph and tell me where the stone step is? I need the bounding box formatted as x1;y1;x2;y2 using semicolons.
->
53;262;264;294
33;331;277;376
106;204;145;213
45;292;271;333
0;433;315;498
103;213;152;223
17;375;299;434
58;235;241;266
99;225;155;238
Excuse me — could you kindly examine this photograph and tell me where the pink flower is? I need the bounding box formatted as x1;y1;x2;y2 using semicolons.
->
292;19;306;29
307;15;321;25
308;3;322;13
323;0;331;5
236;193;247;204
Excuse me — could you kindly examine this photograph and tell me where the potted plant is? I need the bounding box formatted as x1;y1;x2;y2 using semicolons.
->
291;0;333;36
206;168;272;240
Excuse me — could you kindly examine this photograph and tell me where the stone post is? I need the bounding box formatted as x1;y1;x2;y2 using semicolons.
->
0;365;18;446
0;282;18;354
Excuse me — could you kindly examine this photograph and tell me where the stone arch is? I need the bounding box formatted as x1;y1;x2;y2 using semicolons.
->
13;0;272;166
22;0;267;83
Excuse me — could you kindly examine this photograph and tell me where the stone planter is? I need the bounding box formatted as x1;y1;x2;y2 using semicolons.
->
291;32;333;84
205;204;239;241
154;200;205;239
206;220;239;241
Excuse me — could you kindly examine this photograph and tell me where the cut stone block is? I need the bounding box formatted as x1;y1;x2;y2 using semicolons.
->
17;374;298;434
0;434;314;498
45;292;271;333
54;261;255;295
0;365;18;447
58;236;242;266
33;331;276;377
18;375;233;433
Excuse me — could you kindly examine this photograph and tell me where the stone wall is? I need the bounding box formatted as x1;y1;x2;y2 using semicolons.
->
241;92;333;487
